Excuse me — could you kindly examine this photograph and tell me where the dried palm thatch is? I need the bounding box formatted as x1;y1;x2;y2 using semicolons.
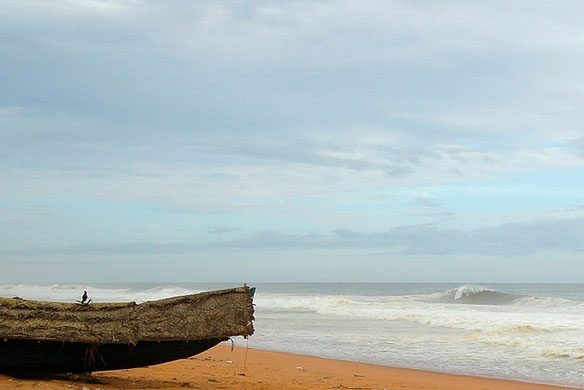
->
0;286;254;344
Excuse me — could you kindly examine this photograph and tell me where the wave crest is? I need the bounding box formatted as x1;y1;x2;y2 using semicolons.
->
427;285;521;305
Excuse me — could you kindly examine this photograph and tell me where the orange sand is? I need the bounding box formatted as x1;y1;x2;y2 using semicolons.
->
0;344;580;390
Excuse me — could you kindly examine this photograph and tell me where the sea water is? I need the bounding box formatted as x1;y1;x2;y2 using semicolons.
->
1;282;583;388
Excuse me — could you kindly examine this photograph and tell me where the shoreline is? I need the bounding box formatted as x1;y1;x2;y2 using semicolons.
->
0;344;580;390
243;344;582;389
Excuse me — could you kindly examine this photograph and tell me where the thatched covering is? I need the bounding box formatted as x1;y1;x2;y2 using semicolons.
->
0;286;254;344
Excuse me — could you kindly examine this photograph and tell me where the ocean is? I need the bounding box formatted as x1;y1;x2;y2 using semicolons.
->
1;282;583;388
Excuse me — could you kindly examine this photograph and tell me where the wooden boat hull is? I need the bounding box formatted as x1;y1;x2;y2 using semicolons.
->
0;337;225;376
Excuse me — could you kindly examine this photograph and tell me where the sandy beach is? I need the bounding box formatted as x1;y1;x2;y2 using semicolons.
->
0;344;579;390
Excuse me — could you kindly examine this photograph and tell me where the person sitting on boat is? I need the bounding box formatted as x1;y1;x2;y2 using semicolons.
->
80;290;92;305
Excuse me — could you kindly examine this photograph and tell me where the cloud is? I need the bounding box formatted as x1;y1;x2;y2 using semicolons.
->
2;0;584;138
208;227;241;234
3;218;583;258
3;0;584;182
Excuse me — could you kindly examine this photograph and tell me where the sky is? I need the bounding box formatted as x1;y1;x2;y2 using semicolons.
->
1;0;583;283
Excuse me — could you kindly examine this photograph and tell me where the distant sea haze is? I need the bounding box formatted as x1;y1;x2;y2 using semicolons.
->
1;282;583;388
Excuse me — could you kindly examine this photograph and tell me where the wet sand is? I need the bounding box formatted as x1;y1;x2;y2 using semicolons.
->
0;344;580;390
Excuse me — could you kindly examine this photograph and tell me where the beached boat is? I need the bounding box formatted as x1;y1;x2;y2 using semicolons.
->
0;286;255;376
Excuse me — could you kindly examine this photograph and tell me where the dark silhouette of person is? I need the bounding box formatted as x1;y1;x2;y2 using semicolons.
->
81;290;88;304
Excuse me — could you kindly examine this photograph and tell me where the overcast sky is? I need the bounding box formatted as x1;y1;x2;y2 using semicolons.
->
1;0;583;283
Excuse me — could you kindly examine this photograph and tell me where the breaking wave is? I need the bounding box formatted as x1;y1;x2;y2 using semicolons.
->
426;285;522;305
254;285;584;338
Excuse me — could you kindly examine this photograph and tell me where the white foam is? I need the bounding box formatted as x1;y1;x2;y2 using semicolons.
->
254;288;584;372
0;284;199;303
